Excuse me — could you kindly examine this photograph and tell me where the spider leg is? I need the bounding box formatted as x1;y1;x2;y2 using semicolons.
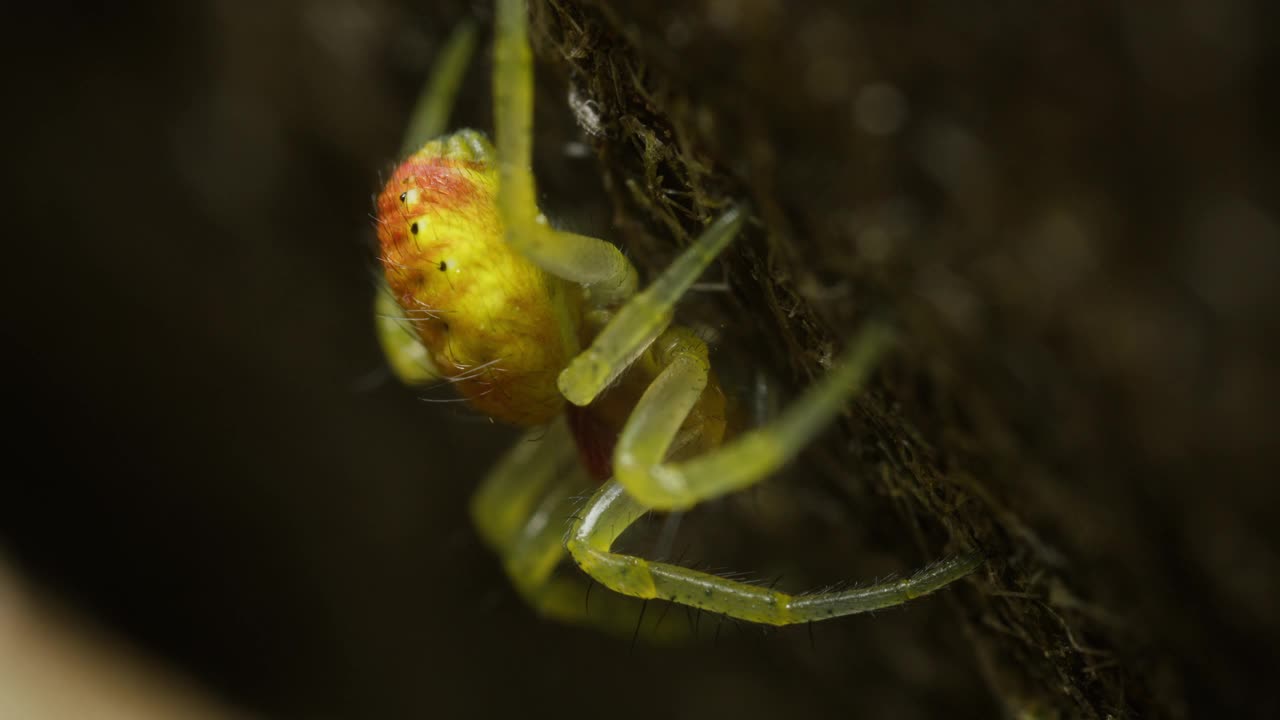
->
566;480;983;626
374;283;439;384
616;321;895;511
493;0;746;402
400;19;478;157
493;0;637;305
562;323;981;625
557;208;744;406
470;417;687;641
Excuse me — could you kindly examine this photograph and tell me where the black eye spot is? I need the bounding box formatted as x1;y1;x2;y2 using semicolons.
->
438;261;448;271
441;321;449;332
410;222;419;235
399;192;407;203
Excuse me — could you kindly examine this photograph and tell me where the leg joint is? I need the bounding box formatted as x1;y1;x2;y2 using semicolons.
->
566;540;659;600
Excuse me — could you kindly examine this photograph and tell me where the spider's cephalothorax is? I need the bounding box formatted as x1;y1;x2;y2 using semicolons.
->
372;0;980;634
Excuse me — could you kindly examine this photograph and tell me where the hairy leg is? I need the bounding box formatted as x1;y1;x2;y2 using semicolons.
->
566;480;982;626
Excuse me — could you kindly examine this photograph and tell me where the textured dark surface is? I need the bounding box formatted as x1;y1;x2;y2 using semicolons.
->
4;1;1277;717
533;1;1280;716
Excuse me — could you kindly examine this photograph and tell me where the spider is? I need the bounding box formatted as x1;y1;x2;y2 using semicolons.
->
373;0;980;632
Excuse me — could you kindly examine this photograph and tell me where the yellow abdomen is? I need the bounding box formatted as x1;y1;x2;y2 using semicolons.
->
376;131;581;427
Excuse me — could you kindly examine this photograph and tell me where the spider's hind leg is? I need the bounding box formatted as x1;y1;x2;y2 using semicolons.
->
470;417;687;642
566;480;982;626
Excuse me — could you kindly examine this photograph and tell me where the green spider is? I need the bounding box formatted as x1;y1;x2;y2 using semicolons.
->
373;0;980;633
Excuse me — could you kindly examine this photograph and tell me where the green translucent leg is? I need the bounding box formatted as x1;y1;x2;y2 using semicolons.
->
470;419;579;573
558;207;745;406
493;0;637;304
470;418;687;641
566;481;983;626
374;281;439;384
400;20;478;156
617;321;896;511
561;321;982;625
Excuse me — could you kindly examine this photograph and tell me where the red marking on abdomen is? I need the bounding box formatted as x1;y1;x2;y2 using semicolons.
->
374;156;485;263
392;157;483;210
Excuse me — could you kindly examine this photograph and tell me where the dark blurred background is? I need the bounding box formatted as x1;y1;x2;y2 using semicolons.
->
3;1;1278;718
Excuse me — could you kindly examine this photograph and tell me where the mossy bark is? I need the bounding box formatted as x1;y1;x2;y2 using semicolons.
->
530;1;1280;716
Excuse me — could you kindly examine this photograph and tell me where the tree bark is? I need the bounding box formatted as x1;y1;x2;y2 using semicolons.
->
530;1;1280;716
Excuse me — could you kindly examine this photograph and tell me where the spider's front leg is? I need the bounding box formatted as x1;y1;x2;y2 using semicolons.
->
493;0;637;306
492;0;745;403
